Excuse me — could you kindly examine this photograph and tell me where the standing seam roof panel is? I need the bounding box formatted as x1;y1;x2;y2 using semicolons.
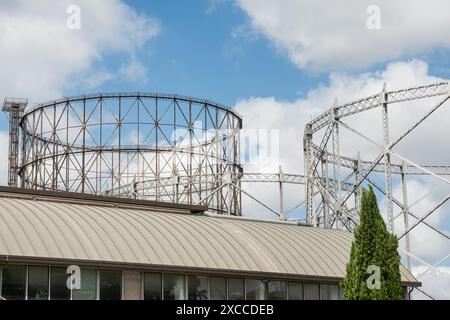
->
92;206;153;263
285;225;350;277
0;201;41;257
0;196;419;283
9;200;62;258
38;201;98;260
157;213;219;268
57;202;114;261
226;221;296;274
191;217;256;270
172;215;232;269
58;202;119;261
127;209;190;266
111;209;170;265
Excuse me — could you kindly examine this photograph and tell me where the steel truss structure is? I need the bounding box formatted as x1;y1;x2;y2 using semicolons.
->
2;97;27;188
304;82;450;285
17;94;242;215
3;83;449;298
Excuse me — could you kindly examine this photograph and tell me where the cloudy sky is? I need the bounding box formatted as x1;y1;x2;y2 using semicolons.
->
0;0;449;299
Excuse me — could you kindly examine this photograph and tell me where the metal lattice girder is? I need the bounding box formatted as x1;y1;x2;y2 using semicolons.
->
311;143;450;176
307;82;449;133
240;173;307;184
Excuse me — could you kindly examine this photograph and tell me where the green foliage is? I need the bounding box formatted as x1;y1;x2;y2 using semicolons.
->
342;186;403;300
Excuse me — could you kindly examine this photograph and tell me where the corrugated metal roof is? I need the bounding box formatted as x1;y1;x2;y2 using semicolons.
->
0;192;419;285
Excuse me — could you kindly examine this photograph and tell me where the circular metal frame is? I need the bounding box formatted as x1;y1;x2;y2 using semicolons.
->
19;93;243;215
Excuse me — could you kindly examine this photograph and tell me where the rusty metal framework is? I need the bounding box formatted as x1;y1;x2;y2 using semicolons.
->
2;97;28;188
17;93;242;215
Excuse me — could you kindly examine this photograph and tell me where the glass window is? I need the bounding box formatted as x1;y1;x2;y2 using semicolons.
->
163;274;185;300
329;284;340;300
210;277;226;300
50;267;70;300
187;275;208;300
144;273;161;300
320;284;340;300
320;284;329;300
288;282;303;300
99;270;122;300
28;266;49;300
268;281;286;300
72;269;97;300
1;265;26;300
228;278;244;300
123;271;142;300
245;279;266;300
304;283;319;300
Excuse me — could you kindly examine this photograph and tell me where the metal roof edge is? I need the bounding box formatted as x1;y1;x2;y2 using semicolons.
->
0;186;207;214
203;212;312;227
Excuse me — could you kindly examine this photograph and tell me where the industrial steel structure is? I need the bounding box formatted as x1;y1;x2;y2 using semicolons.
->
303;82;450;279
2;82;449;299
15;94;242;215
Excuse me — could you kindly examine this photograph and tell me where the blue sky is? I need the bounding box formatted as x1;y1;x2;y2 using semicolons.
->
0;0;449;298
63;0;326;105
63;0;450;106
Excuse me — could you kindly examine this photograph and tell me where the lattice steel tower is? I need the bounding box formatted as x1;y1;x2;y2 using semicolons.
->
2;97;27;188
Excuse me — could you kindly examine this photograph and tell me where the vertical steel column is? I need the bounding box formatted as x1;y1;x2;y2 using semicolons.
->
401;162;412;271
304;124;315;225
137;97;141;197
20;117;27;188
81;97;86;194
332;101;341;229
52;102;57;191
172;147;177;202
278;165;285;221
155;97;160;201
215;112;221;212
118;95;122;194
32;112;37;190
355;153;362;214
99;98;103;195
321;158;330;228
65;103;70;192
188;100;193;205
2;98;27;188
381;83;394;232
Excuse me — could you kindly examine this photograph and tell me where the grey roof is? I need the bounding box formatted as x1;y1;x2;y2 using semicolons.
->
0;189;419;285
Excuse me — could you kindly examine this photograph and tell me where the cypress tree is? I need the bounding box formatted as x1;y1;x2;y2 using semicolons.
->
342;186;403;299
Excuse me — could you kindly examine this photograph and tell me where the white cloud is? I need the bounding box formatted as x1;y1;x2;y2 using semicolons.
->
119;57;148;83
206;0;228;14
236;0;450;71
85;71;114;89
0;0;159;104
412;265;450;300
